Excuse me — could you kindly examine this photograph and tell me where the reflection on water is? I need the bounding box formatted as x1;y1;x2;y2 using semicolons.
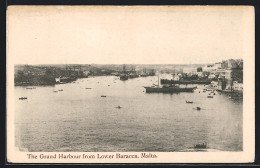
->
15;76;242;152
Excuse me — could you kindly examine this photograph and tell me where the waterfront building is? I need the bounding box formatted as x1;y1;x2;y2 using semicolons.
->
160;73;174;80
196;72;204;77
55;77;60;83
183;67;197;74
203;64;215;72
217;67;243;91
207;81;219;89
173;76;180;81
203;63;222;73
233;81;243;91
218;68;233;90
83;71;90;76
208;74;216;79
214;62;222;69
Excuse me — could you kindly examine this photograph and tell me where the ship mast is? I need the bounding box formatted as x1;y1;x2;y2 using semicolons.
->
158;74;159;88
123;64;126;74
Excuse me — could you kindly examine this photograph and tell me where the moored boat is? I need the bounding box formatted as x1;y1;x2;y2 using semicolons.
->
194;143;207;149
120;74;128;81
19;97;27;100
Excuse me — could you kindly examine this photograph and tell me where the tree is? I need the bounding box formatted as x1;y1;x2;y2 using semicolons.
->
197;67;202;72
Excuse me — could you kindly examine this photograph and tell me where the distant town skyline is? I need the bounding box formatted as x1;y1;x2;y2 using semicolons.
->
8;6;251;64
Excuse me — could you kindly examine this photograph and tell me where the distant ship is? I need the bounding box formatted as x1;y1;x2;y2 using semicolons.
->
120;64;129;80
120;74;129;81
129;73;139;79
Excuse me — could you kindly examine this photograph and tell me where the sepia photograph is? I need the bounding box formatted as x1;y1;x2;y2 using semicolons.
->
7;6;254;163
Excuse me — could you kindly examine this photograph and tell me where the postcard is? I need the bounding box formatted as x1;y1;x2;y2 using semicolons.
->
6;6;255;163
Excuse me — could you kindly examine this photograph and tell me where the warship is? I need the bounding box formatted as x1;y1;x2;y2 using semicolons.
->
144;85;195;93
144;75;195;93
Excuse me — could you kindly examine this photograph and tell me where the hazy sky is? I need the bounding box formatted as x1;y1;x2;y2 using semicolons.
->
7;6;253;64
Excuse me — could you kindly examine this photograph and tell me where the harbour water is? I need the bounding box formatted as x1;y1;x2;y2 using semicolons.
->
15;76;243;152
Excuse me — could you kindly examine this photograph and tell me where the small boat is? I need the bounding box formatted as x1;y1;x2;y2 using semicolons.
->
19;97;27;100
101;95;106;97
194;143;207;149
26;87;33;89
194;107;201;110
186;101;193;104
207;95;214;98
58;89;63;91
85;88;92;89
116;106;122;109
53;91;58;93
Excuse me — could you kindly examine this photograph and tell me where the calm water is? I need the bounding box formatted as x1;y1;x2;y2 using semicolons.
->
15;76;243;152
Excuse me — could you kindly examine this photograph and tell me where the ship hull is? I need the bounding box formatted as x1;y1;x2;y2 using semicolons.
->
120;76;128;80
120;75;129;80
144;87;194;93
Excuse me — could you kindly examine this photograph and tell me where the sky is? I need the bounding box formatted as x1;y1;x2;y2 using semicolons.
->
7;6;253;64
